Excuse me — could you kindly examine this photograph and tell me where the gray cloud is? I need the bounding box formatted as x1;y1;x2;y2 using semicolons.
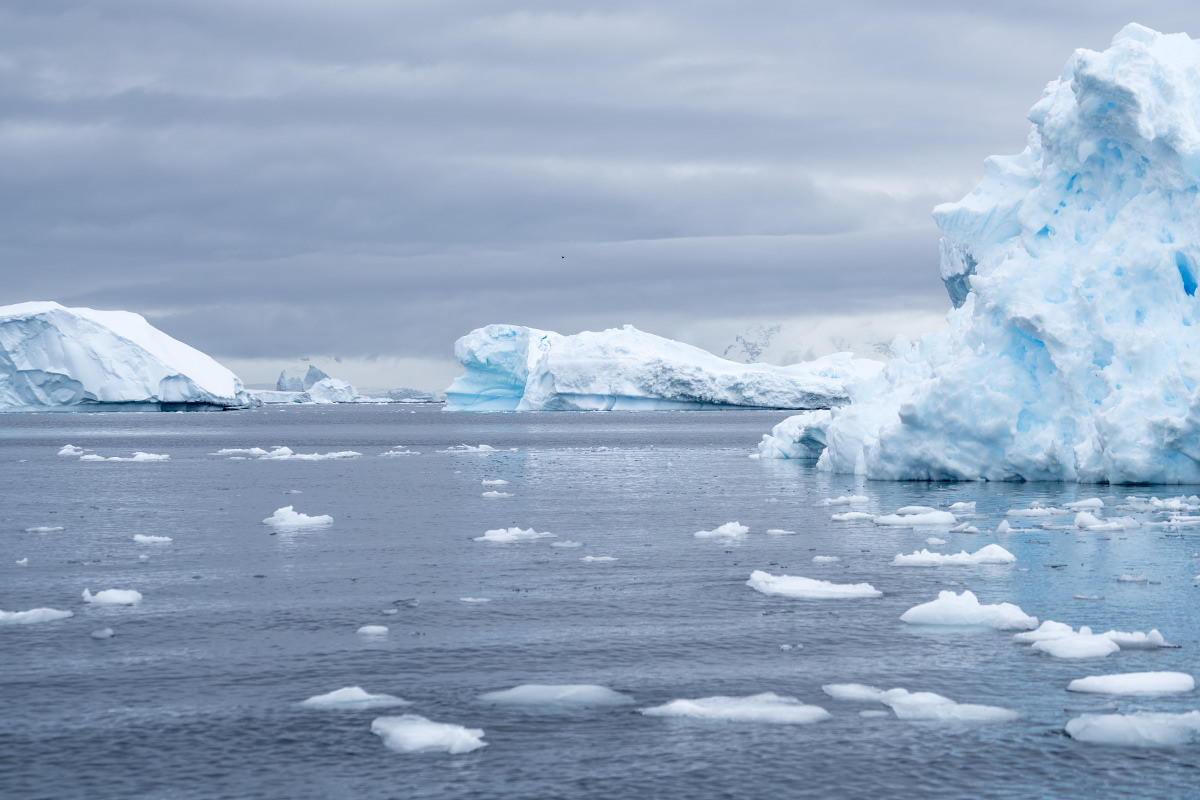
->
2;2;1198;386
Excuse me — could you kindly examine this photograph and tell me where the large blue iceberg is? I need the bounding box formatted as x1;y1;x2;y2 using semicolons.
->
445;324;881;411
761;24;1200;483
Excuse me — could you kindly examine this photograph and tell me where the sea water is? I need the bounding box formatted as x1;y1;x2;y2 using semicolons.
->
1;404;1198;799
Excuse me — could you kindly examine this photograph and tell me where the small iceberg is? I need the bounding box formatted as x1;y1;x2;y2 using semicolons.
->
371;714;487;754
694;522;749;540
262;506;333;529
891;544;1016;567
747;570;881;599
822;684;1018;723
1067;672;1194;696
641;692;830;724
1065;711;1200;746
900;590;1036;630
300;687;410;709
478;684;634;707
82;588;142;606
133;534;172;544
0;608;73;625
474;527;555;543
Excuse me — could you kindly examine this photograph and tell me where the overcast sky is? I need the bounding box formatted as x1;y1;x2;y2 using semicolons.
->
4;1;1199;389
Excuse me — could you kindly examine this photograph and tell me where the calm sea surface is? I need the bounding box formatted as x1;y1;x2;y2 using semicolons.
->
1;404;1198;799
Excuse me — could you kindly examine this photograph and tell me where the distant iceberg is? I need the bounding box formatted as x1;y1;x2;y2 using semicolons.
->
445;323;881;411
761;25;1200;482
0;301;252;411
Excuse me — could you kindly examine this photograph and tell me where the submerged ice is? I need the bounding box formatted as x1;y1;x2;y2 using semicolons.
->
445;324;881;411
760;25;1200;483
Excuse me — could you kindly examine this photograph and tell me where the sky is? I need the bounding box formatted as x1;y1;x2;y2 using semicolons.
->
4;1;1200;391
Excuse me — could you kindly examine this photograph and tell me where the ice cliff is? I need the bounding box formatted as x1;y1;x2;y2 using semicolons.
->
760;24;1200;483
0;301;252;410
445;324;881;411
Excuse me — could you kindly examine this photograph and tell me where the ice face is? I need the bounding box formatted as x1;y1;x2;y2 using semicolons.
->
760;26;1200;483
445;323;882;411
0;301;252;411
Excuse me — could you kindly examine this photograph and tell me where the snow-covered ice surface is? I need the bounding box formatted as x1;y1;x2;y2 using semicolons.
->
1067;672;1195;695
760;25;1200;483
1066;711;1200;746
746;570;881;599
81;588;141;606
262;506;333;529
473;527;554;543
900;590;1037;630
445;323;881;411
641;693;831;724
891;544;1016;567
693;521;748;540
0;607;73;624
4;404;1200;799
0;301;252;411
300;687;410;710
822;684;1019;723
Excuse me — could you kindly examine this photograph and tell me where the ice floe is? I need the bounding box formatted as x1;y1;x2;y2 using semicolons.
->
216;446;360;460
580;556;617;562
82;588;142;606
478;684;634;707
380;447;419;456
900;590;1037;630
80;451;169;462
694;522;749;540
1117;573;1148;583
262;506;333;529
15;558;27;566
371;714;487;754
357;625;388;636
822;495;869;506
438;444;514;454
24;526;64;533
1067;672;1194;695
747;570;881;599
1065;711;1200;746
766;528;797;535
481;479;509;486
300;686;410;709
948;502;976;513
474;527;555;542
0;607;73;624
1073;512;1139;531
873;509;957;527
459;597;491;603
132;534;172;544
550;540;582;548
822;684;1019;723
925;537;948;546
812;556;841;564
58;444;85;456
90;627;114;639
1013;622;1174;659
831;512;875;522
640;692;830;724
481;491;513;499
891;544;1016;567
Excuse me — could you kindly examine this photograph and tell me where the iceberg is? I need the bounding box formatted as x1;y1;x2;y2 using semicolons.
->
445;324;882;411
0;301;252;411
760;25;1200;482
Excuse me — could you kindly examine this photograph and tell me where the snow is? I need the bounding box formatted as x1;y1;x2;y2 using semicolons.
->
133;534;172;544
0;301;252;410
640;692;831;724
0;607;73;625
478;684;634;707
1065;711;1200;746
758;26;1200;483
822;684;1019;723
746;570;882;599
474;527;555;542
370;715;487;754
445;323;882;411
891;544;1016;567
694;522;749;540
262;506;333;529
1067;672;1195;695
300;687;410;709
900;590;1037;630
82;588;142;606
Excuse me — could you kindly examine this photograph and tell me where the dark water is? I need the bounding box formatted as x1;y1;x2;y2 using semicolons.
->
1;404;1198;799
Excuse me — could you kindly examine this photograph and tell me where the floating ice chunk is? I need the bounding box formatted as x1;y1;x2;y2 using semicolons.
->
812;556;840;564
1102;629;1174;649
474;527;555;542
357;625;389;636
896;505;938;515
1117;573;1148;583
82;588;142;606
1006;507;1068;518
479;684;634;707
15;558;27;566
766;528;797;535
1074;512;1138;531
1065;498;1105;511
262;506;333;529
822;683;886;702
1013;620;1076;643
822;495;869;506
1067;672;1194;696
459;597;491;603
900;590;1037;630
481;491;513;499
694;522;749;540
581;556;617;562
371;715;487;754
550;540;582;548
1016;622;1172;654
482;479;510;486
641;692;830;724
58;444;85;456
891;544;1016;567
90;627;114;639
1074;594;1104;601
439;444;511;454
0;607;73;624
132;534;172;544
949;522;979;533
948;502;976;513
873;510;957;527
138;554;149;561
380;447;419;456
24;526;64;533
300;686;410;709
261;448;361;461
747;570;881;599
1065;711;1200;747
1031;631;1120;659
926;537;948;546
995;520;1013;534
831;512;875;522
80;451;169;462
821;683;1018;722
